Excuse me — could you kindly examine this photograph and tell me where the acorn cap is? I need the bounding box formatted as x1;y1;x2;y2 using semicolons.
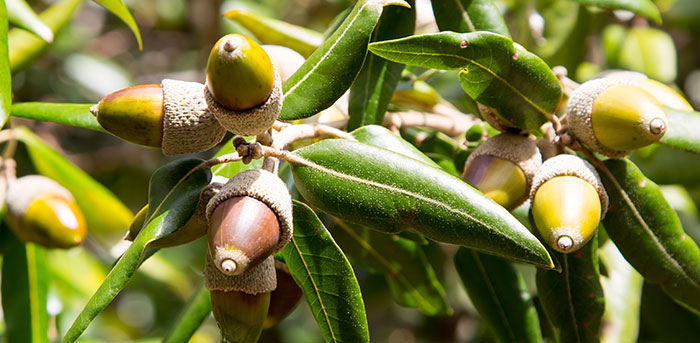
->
204;253;277;294
161;79;227;156
529;154;608;217
6;175;74;225
465;133;542;189
204;66;283;136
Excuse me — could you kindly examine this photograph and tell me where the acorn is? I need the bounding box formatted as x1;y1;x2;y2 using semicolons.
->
567;77;668;157
4;175;87;249
599;71;694;112
264;261;303;329
206;169;293;276
90;79;227;156
529;154;608;253
204;34;283;136
462;133;542;211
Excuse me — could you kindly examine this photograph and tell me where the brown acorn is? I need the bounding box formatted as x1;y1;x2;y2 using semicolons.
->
264;261;303;328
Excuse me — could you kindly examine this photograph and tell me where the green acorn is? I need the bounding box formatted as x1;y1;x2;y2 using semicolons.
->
90;80;227;156
529;155;608;253
600;71;694;112
462;133;542;211
4;175;87;249
567;78;668;157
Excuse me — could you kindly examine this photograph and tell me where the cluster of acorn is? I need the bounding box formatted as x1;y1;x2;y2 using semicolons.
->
92;34;305;342
462;72;693;253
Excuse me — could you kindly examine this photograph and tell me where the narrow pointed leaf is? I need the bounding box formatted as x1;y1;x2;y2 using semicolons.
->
350;124;439;168
1;228;49;343
348;0;415;130
6;0;54;42
599;158;700;313
279;0;409;121
659;107;700;154
572;0;661;24
92;0;142;50
330;220;450;316
13;127;132;236
431;0;510;37
11;102;105;132
162;284;212;343
290;139;553;268
454;248;542;343
280;201;369;343
1;0;11;128
9;0;84;73
223;9;322;58
640;282;700;342
61;158;210;342
369;32;561;131
536;234;605;343
600;241;643;343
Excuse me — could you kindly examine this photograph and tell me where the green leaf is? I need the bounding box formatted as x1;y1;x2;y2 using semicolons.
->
290;139;553;268
618;26;676;83
6;0;53;42
1;0;11;128
330;220;451;316
537;2;590;72
431;0;511;38
223;9;323;58
454;248;542;343
0;228;49;343
162;284;211;343
62;158;211;342
279;201;369;343
368;31;562;131
640;282;700;342
92;0;142;50
599;158;700;314
536;234;605;343
571;0;661;24
13;127;132;237
599;241;643;343
350;124;439;168
11;102;105;132
659;107;700;154
347;0;415;130
8;0;84;73
279;0;408;121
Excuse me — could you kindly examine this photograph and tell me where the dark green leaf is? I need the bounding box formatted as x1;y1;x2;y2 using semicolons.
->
9;0;84;73
279;0;408;121
350;124;439;168
630;145;700;185
348;0;415;130
572;0;661;24
6;0;53;42
62;159;211;342
431;0;510;37
454;248;542;343
11;102;105;132
640;282;700;342
659;107;700;154
369;31;561;131
162;284;211;343
1;0;11;128
280;201;369;343
536;234;605;343
92;0;142;50
13;127;132;236
223;9;323;58
599;158;700;313
599;241;643;343
1;228;49;343
290;139;553;268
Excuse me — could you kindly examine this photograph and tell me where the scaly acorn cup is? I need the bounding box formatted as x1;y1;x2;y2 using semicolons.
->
567;77;668;157
529;154;608;253
462;133;542;211
205;34;283;136
206;169;293;276
4;175;87;249
90;79;227;156
600;70;694;112
264;261;303;329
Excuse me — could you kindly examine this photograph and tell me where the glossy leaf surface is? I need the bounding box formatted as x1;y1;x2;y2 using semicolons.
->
279;0;408;121
92;0;142;49
6;0;53;42
572;0;661;24
350;124;439;168
279;201;369;343
348;0;415;130
599;158;700;313
11;102;105;132
1;0;10;128
431;0;510;37
62;159;211;342
290;139;553;268
162;284;211;343
537;234;605;343
455;248;542;342
660;107;700;154
224;9;323;58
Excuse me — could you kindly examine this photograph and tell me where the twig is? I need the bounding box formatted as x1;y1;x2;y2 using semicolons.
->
383;110;480;136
